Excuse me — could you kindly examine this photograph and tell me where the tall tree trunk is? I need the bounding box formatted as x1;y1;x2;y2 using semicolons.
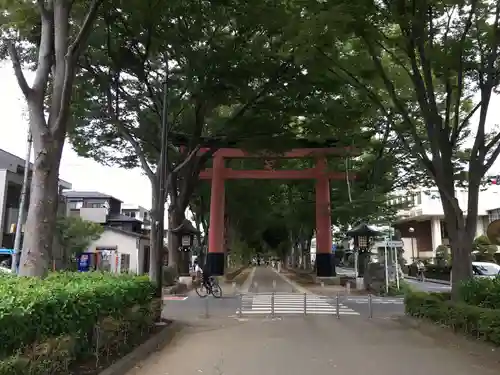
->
149;182;162;292
19;134;64;276
439;187;473;299
8;0;103;277
167;209;183;268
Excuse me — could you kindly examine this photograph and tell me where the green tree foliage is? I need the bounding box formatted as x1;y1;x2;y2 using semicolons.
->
0;0;104;277
54;216;104;268
296;0;500;296
68;0;312;273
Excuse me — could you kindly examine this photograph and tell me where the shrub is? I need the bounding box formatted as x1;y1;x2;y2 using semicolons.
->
382;280;412;296
458;276;500;309
0;272;156;367
405;291;500;346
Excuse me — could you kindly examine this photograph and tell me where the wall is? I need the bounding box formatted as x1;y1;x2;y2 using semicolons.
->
395;220;433;259
80;207;108;223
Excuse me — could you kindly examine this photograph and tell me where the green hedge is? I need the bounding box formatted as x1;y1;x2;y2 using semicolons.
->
458;277;500;309
405;291;500;346
0;272;158;374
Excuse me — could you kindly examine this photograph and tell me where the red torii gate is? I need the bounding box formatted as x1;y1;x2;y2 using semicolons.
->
199;147;356;277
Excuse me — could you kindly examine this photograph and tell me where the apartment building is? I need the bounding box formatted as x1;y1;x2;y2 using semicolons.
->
0;149;72;248
391;186;500;262
121;204;151;231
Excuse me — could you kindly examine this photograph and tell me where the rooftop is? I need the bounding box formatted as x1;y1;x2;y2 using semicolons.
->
62;191;122;202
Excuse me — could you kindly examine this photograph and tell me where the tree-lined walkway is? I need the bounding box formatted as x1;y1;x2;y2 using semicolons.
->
126;309;498;375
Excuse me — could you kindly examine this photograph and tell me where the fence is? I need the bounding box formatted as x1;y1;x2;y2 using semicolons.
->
193;290;404;320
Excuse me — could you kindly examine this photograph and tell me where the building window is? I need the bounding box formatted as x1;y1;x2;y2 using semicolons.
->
129;211;136;218
489;209;500;223
120;253;131;273
68;200;83;209
88;203;104;208
143;212;148;220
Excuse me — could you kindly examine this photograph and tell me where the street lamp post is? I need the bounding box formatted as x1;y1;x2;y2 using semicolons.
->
409;227;415;262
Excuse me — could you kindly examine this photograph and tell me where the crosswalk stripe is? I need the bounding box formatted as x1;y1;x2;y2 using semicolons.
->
236;293;360;316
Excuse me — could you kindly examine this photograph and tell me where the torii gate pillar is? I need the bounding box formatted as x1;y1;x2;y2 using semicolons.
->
315;157;335;277
206;154;225;275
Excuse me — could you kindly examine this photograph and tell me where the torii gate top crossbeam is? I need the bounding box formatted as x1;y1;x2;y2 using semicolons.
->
197;147;359;158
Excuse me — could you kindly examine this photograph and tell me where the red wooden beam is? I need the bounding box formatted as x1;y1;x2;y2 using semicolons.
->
196;147;358;158
199;168;355;180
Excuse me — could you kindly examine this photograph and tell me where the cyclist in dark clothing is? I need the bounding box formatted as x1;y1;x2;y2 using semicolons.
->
202;263;212;292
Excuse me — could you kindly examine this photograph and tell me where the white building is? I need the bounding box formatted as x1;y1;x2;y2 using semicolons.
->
86;227;150;274
392;186;500;263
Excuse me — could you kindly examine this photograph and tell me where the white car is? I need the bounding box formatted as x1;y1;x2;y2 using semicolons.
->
0;265;12;274
472;261;500;278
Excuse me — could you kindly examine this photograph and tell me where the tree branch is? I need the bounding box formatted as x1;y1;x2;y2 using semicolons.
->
68;0;104;60
54;0;104;137
6;42;31;98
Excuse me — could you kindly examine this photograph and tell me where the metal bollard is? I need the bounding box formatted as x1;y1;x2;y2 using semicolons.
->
232;281;237;293
254;281;258;293
271;292;275;318
303;293;307;316
336;293;340;319
320;281;325;288
204;296;209;319
368;294;373;319
346;282;351;295
272;279;276;290
238;293;243;317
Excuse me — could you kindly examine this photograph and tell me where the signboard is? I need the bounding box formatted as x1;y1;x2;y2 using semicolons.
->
331;244;337;253
181;235;191;246
374;240;403;248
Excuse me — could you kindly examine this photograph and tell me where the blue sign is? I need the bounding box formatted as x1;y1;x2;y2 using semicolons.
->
77;253;91;272
331;244;337;253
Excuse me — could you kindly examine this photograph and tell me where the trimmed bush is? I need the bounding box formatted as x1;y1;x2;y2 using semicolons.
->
458;276;500;309
0;272;158;374
405;291;500;346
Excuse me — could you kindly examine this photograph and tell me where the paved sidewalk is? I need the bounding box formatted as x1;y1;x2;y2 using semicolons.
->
126;314;498;375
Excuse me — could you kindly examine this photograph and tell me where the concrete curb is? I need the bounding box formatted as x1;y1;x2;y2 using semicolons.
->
98;321;183;375
405;275;450;285
270;267;312;294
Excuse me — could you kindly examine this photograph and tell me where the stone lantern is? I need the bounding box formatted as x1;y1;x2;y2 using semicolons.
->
171;219;200;276
346;223;383;277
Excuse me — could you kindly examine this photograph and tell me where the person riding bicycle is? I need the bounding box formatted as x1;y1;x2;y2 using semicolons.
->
194;260;212;292
416;259;425;280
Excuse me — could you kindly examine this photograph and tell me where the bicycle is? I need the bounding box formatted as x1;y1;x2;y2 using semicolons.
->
195;275;222;298
416;269;426;282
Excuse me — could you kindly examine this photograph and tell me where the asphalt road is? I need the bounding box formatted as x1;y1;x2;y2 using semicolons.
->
336;266;451;293
248;266;295;293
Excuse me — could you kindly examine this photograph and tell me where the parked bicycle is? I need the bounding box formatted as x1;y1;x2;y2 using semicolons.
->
195;275;222;298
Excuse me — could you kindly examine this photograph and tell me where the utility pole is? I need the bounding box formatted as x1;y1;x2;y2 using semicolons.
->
153;56;169;296
12;128;32;272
